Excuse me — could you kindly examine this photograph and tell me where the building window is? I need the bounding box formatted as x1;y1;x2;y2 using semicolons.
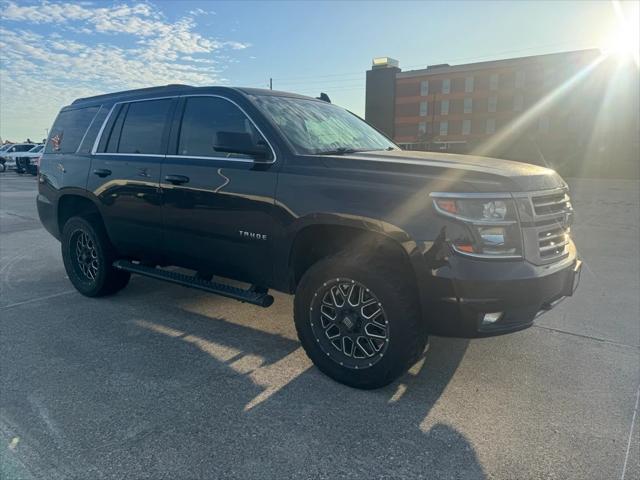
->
538;116;549;133
464;97;473;113
485;118;496;134
420;80;429;96
465;76;474;93
513;93;524;112
441;99;449;115
439;121;448;136
462;119;471;135
488;95;498;113
489;73;499;90
543;68;555;86
419;101;428;117
515;70;525;88
442;78;451;94
418;121;427;135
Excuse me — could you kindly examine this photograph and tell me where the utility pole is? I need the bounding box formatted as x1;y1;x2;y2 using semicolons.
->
269;78;273;90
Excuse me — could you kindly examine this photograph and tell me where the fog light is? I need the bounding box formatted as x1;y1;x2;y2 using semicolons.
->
482;312;503;325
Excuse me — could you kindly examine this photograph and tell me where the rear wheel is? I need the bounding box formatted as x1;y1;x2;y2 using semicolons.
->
61;216;130;297
294;252;427;389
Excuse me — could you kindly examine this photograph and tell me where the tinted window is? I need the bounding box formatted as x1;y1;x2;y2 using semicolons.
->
77;106;106;154
177;97;266;159
105;105;126;153
16;145;35;152
45;106;100;154
115;99;172;154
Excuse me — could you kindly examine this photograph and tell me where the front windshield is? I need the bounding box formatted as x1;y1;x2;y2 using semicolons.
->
252;95;397;155
29;145;43;153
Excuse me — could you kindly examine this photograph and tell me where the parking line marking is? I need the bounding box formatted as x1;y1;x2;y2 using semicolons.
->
1;290;76;310
533;324;639;349
621;383;640;480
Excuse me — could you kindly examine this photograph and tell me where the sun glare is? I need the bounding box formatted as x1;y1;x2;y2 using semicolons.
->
603;0;640;66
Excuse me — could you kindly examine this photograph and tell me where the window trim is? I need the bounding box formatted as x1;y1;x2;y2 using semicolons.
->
91;94;277;164
442;78;451;94
419;100;428;117
75;105;103;154
462;119;471;135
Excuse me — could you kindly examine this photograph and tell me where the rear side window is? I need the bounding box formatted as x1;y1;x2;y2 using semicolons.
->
105;99;172;154
177;97;266;159
45;106;100;154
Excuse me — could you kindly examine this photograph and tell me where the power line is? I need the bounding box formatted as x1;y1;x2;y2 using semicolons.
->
246;39;593;88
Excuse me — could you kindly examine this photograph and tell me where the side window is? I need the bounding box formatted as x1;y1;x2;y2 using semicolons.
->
105;105;127;153
77;106;106;154
112;99;173;154
177;97;267;159
45;106;100;154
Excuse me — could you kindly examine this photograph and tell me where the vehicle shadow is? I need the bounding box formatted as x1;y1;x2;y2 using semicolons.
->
3;280;484;479
130;285;483;479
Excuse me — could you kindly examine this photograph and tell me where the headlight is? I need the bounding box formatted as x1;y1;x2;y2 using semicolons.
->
431;194;522;258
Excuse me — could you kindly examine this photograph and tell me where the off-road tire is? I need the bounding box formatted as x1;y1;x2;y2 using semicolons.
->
61;216;130;297
294;251;427;389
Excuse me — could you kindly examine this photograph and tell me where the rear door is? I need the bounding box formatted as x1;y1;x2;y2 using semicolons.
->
88;97;177;259
160;95;279;285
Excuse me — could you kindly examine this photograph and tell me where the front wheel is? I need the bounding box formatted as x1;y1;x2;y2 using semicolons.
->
61;216;130;297
294;252;427;389
0;162;6;173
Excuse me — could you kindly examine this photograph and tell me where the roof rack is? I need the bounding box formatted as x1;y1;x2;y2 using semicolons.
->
71;84;194;104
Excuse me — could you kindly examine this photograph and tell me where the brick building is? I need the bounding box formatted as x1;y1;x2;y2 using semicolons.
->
365;49;639;177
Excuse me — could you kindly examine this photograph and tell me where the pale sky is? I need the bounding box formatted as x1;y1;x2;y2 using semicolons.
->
0;0;638;141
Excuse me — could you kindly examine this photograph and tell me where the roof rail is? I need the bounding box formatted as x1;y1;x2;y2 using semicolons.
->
71;84;194;104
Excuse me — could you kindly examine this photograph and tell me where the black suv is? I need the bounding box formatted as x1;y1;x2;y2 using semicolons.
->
38;85;581;389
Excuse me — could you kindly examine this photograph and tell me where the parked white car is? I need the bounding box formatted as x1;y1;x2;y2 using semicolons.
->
0;143;38;171
16;144;45;175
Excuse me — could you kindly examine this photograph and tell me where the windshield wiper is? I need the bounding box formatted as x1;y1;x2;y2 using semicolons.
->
315;146;397;155
315;147;361;156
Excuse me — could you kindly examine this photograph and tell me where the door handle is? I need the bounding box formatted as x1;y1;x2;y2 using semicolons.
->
164;174;190;185
93;168;111;178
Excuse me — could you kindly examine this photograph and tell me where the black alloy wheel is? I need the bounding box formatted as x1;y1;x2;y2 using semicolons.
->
294;251;427;389
309;278;389;370
61;216;130;297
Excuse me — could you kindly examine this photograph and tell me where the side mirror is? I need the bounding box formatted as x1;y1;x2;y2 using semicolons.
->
214;132;270;161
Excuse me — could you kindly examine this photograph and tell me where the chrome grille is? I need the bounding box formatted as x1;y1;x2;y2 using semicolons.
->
516;187;574;265
531;191;571;216
530;188;573;262
538;225;570;259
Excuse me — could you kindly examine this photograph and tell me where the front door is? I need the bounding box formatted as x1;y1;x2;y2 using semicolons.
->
88;98;177;260
160;95;279;286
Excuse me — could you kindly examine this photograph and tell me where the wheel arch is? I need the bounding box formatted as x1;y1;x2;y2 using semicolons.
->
285;217;422;294
57;191;107;236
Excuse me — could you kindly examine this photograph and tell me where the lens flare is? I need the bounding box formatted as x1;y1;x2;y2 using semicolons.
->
603;0;640;67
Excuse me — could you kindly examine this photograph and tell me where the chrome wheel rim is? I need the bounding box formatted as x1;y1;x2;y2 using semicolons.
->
309;278;389;369
73;230;99;281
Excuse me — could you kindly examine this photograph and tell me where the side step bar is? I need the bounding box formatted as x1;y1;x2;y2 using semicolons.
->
113;260;274;308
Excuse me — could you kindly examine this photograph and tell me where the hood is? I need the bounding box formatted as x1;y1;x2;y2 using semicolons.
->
332;150;566;192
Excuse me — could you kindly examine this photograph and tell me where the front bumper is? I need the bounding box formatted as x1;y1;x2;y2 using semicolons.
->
422;241;581;337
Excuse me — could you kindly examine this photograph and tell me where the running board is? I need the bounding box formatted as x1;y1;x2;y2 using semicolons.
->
113;260;274;308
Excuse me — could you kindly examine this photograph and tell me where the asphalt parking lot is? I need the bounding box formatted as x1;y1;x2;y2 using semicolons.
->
0;172;638;480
